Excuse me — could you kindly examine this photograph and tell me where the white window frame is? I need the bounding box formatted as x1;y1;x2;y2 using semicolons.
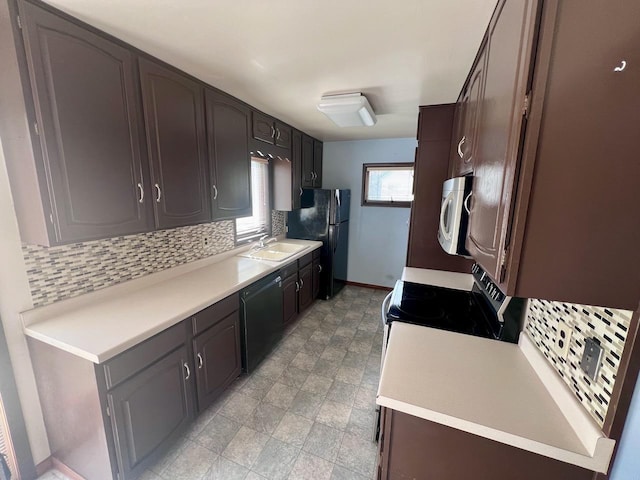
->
235;157;271;244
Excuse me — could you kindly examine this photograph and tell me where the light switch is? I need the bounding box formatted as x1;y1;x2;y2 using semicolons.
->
580;337;604;381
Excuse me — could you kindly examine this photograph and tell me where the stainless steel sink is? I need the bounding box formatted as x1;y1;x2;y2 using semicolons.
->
238;242;307;262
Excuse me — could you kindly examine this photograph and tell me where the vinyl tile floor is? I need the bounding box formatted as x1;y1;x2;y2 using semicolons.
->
38;285;386;480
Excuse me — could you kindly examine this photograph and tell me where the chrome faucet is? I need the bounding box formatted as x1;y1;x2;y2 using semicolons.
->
258;235;276;248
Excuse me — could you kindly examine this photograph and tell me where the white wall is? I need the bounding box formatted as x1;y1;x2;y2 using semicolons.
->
0;140;50;464
322;138;416;288
610;373;640;479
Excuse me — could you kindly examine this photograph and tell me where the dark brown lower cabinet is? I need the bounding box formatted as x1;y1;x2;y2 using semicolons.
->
282;272;299;327
312;258;321;300
28;293;243;480
107;346;194;480
193;310;242;411
378;408;593;480
298;263;314;313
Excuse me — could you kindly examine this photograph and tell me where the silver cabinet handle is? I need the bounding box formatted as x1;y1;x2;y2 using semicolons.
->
271;125;276;138
299;278;304;289
299;187;303;197
295;281;300;292
154;183;161;203
212;184;218;200
183;362;190;380
197;353;203;369
318;264;322;273
276;128;281;140
457;136;466;159
137;183;144;203
464;192;473;215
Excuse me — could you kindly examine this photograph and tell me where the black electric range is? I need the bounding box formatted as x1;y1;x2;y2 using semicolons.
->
385;265;526;344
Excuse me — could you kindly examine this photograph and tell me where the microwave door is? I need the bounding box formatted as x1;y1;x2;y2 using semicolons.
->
440;193;454;241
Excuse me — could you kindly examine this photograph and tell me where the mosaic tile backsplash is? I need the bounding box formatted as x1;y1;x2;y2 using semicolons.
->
526;299;634;427
24;211;288;308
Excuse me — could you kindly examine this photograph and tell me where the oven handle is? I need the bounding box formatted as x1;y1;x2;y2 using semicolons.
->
381;291;393;328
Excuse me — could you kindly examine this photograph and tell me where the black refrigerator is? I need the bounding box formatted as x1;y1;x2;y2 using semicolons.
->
287;189;350;300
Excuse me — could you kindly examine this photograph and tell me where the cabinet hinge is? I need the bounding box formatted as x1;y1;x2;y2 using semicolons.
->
522;92;531;118
16;15;22;29
106;406;111;417
33;122;39;135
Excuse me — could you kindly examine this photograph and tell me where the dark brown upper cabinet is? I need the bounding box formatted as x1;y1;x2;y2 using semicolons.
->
301;134;322;189
251;111;292;149
16;1;153;245
205;89;252;220
408;105;472;273
465;0;536;280
301;134;315;188
458;0;640;309
272;129;302;211
449;46;486;178
139;58;211;229
313;140;323;188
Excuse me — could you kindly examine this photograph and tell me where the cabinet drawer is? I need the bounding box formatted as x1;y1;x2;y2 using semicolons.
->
298;253;313;268
103;322;186;390
280;262;298;280
192;293;239;335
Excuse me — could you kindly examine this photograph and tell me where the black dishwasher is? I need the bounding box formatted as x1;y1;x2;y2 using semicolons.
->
240;272;283;373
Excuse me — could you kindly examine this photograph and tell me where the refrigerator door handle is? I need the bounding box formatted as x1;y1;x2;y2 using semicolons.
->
333;224;340;254
336;190;340;207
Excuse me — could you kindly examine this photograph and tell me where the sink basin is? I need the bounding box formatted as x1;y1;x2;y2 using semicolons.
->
238;242;307;262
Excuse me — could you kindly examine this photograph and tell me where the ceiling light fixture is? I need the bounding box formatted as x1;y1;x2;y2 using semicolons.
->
317;93;377;127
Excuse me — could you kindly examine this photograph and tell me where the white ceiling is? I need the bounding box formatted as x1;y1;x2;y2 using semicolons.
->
42;0;496;142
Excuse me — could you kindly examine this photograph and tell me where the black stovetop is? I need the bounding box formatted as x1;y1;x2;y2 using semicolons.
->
386;280;502;340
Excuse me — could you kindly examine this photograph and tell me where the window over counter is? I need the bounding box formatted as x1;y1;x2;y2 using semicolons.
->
362;163;414;207
235;157;270;244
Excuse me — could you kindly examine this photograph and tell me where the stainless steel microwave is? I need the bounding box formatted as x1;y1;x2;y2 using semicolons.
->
438;176;473;255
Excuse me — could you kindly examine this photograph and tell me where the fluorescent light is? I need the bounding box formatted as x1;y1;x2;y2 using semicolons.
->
317;93;377;127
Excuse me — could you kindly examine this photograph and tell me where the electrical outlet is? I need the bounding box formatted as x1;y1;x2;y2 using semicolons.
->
581;337;604;381
201;235;210;249
554;322;572;359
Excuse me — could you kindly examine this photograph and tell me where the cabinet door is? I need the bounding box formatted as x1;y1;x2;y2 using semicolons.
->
282;274;299;327
291;130;303;210
193;311;241;411
312;259;321;300
313;140;323;188
252;111;275;144
274;121;292;149
139;58;210;229
298;264;314;312
450;48;486;177
381;409;593;480
466;0;537;281
20;2;152;244
301;134;315;188
107;346;194;480
205;89;252;220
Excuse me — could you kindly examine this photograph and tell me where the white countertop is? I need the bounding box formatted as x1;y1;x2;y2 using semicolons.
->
377;322;615;473
401;266;473;291
22;239;321;364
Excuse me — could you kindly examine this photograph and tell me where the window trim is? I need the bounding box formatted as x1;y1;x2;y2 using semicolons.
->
235;156;272;245
361;162;414;208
